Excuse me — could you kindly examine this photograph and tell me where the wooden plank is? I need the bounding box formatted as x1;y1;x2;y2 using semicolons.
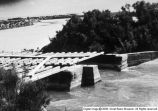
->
29;52;104;81
27;56;51;77
38;52;101;58
0;55;46;59
35;66;53;74
29;66;61;82
77;52;104;64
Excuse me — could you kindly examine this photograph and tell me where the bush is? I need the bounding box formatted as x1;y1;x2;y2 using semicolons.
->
0;66;50;111
0;68;18;111
16;81;50;111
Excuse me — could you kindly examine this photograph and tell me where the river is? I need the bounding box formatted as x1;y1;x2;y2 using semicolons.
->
47;59;158;111
0;19;68;52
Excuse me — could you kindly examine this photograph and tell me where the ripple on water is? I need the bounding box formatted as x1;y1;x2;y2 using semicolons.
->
47;59;158;110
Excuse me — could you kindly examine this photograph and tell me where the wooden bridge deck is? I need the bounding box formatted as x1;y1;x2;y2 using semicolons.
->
0;52;104;82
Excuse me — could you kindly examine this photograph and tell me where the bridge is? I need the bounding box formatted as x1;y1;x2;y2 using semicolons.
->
0;52;104;89
0;51;157;90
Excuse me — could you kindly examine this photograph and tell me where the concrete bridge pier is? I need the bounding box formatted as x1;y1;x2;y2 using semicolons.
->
44;65;101;91
44;71;73;91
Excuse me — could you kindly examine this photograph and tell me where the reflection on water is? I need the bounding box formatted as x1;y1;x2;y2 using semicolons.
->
47;59;158;110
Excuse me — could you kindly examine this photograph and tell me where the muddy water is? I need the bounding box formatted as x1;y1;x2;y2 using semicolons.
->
0;19;68;51
47;59;158;111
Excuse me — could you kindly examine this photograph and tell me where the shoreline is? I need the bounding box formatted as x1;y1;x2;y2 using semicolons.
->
0;14;82;31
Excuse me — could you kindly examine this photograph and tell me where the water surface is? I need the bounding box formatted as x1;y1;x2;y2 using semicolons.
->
47;59;158;111
0;19;68;51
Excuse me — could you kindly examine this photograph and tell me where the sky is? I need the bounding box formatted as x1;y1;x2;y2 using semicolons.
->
0;0;158;19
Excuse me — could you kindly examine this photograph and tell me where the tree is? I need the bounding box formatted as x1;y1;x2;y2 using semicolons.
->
41;1;158;53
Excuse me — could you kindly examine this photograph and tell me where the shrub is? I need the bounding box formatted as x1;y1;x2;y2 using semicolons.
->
16;81;50;111
0;66;50;111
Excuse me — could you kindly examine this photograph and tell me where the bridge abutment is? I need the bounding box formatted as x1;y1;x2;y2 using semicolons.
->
44;65;101;91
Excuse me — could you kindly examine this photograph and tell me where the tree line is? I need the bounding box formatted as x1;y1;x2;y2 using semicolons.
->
0;18;33;30
0;14;83;30
41;1;158;54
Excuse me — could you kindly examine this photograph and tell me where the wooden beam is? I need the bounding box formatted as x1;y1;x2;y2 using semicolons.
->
27;56;52;77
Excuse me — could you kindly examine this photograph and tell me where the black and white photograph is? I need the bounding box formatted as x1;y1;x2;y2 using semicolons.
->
0;0;158;111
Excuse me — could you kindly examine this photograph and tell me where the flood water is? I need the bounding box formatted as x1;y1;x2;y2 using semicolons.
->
47;59;158;111
0;19;68;51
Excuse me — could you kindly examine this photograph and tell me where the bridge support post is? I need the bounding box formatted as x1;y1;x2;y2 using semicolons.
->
69;65;101;89
81;65;101;87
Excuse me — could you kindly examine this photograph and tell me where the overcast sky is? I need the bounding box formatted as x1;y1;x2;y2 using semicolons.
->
0;0;158;19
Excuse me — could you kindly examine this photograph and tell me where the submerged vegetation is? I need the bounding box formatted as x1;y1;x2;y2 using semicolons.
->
42;1;158;53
